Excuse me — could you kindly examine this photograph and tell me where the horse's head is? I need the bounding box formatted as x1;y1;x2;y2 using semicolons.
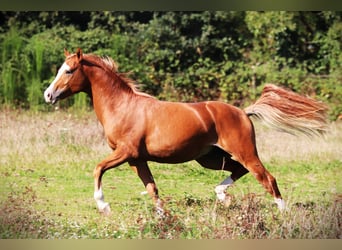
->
44;48;89;104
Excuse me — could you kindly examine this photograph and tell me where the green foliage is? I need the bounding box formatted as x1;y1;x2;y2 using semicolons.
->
0;11;341;119
0;27;25;106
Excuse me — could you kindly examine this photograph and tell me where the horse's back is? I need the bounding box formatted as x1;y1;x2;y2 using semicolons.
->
141;99;252;162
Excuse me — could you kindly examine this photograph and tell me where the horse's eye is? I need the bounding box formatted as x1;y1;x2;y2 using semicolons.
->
65;69;74;75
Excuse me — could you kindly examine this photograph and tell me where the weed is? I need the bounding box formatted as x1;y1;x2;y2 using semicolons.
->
0;186;53;238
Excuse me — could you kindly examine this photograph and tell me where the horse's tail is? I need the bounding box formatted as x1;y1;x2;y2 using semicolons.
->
244;84;329;137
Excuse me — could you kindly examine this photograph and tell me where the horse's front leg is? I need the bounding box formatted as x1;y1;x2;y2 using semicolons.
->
129;160;164;216
93;149;129;215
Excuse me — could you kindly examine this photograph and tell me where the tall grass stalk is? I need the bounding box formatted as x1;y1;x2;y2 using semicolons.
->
1;61;15;106
0;27;24;106
27;40;45;110
73;93;89;110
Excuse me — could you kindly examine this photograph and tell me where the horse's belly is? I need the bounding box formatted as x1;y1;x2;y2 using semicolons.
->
147;145;213;164
144;133;215;163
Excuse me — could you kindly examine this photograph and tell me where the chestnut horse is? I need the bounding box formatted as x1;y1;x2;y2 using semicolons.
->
44;48;328;215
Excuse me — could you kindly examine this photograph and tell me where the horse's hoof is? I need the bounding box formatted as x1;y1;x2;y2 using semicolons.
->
155;206;164;217
275;198;286;212
99;203;111;216
223;195;233;207
217;194;233;208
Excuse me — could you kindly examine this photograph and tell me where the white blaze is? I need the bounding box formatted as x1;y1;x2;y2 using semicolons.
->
44;62;71;103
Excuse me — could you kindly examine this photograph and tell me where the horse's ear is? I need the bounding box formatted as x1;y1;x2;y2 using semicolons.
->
64;48;70;57
76;48;83;62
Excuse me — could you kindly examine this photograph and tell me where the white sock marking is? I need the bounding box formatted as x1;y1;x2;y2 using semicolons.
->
215;176;234;201
94;187;109;211
275;198;286;211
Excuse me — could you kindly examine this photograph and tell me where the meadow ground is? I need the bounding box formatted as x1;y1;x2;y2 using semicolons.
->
0;109;341;239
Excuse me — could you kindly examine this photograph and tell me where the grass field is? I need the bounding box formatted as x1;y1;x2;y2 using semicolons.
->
0;109;341;239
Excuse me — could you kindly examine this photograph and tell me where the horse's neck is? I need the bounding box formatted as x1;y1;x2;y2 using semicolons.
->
88;71;135;126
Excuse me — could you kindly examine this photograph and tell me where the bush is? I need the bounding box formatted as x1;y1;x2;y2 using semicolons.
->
0;11;341;119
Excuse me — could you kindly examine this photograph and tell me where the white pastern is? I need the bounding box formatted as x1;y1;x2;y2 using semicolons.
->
94;187;110;212
94;187;104;201
215;176;234;201
274;198;286;211
44;62;71;103
215;185;227;201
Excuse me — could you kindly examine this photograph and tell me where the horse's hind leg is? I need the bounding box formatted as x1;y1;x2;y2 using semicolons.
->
129;160;164;215
230;152;285;210
196;146;248;203
243;157;285;210
218;119;285;210
214;160;249;202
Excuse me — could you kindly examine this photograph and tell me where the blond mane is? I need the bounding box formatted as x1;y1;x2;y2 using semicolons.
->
83;54;153;98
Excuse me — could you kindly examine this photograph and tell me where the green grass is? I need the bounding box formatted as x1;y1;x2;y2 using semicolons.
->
0;110;341;239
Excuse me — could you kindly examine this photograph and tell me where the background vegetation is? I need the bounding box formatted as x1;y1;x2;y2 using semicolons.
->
0;11;341;119
0;12;341;239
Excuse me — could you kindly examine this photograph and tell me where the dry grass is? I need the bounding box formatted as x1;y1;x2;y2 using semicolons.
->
0;109;341;239
254;120;342;163
0;109;109;160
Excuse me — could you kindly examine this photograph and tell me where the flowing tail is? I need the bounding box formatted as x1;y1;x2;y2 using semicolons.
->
244;84;329;137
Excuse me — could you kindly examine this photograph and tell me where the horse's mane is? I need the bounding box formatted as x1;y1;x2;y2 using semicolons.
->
82;54;153;98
